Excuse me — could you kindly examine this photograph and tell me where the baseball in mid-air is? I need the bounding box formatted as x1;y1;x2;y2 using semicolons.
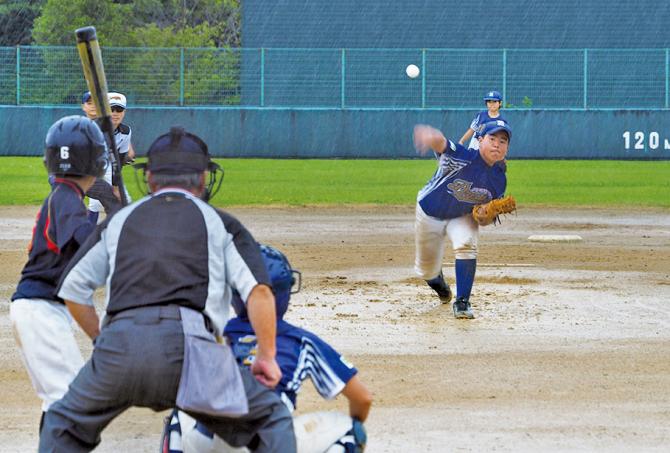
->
406;64;420;79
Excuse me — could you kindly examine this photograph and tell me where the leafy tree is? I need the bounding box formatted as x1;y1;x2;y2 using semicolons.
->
129;0;240;47
32;0;240;47
17;0;242;105
0;0;45;45
32;0;132;45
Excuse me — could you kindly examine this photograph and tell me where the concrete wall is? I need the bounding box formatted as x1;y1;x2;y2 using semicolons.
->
2;106;669;160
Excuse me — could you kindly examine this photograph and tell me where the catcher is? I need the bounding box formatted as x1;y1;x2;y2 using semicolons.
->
413;119;516;319
163;244;372;453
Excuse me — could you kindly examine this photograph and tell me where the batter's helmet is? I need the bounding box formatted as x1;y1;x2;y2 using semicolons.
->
44;115;108;178
231;244;301;320
483;90;503;102
135;126;223;201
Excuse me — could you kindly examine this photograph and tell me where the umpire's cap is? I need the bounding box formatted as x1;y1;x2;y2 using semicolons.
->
479;119;512;141
145;126;214;174
483;90;502;102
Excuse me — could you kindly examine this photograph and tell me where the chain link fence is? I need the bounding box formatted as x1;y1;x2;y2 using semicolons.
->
0;46;668;109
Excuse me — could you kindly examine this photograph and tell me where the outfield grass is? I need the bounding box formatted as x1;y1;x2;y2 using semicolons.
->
0;157;668;208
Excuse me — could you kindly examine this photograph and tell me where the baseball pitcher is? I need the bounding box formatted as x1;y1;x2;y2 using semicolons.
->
414;119;516;319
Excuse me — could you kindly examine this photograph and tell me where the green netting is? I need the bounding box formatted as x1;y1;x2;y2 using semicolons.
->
426;50;503;108
506;50;584;108
587;49;666;108
2;46;669;109
0;48;16;104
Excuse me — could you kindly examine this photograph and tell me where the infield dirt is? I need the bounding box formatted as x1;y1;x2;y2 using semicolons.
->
1;206;669;452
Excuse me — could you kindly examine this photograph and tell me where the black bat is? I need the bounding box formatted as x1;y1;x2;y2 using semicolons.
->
75;26;128;206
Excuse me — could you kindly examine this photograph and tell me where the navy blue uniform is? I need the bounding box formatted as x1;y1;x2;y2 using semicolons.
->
414;119;512;318
467;111;506;149
11;177;94;412
225;318;357;410
417;140;507;220
13;179;94;303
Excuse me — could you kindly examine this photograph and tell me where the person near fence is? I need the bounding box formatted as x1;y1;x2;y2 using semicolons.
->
458;90;506;150
85;91;134;224
38;126;296;453
11;115;108;433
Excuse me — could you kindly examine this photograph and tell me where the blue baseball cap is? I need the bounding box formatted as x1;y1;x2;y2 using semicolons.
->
82;91;91;103
479;120;512;141
483;90;502;102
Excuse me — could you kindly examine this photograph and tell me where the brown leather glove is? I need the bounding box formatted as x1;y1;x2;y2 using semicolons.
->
472;195;516;226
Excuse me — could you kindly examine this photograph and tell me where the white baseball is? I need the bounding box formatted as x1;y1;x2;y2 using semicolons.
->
406;64;420;79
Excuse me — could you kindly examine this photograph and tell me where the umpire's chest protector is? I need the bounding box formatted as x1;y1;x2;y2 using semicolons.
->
107;195;211;314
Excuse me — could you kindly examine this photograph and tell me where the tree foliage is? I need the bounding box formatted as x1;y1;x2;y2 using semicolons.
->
0;0;44;45
3;0;242;106
32;0;131;46
30;0;240;47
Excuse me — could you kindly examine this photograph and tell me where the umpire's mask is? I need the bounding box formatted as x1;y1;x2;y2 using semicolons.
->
134;126;223;201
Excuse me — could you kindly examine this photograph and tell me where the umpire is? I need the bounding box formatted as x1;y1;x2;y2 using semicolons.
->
39;127;296;452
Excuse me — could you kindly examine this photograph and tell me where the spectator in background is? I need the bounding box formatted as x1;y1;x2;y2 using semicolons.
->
458;90;506;150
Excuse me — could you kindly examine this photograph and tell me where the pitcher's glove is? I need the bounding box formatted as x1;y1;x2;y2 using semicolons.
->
472;195;516;226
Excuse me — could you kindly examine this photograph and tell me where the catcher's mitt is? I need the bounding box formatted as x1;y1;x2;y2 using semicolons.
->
472;195;516;226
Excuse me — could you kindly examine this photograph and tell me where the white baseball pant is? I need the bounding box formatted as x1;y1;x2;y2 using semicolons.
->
180;410;354;453
414;203;479;280
10;298;85;411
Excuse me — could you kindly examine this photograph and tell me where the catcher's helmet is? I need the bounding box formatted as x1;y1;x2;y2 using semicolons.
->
483;90;502;102
136;126;223;201
44;115;108;178
231;244;301;320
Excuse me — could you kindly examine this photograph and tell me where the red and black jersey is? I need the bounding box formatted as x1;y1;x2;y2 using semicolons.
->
12;179;94;302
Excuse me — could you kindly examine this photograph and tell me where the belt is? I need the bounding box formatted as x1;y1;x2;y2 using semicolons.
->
105;304;182;327
105;304;214;333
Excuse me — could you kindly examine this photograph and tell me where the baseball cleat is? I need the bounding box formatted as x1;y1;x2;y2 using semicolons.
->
426;273;453;304
453;297;474;319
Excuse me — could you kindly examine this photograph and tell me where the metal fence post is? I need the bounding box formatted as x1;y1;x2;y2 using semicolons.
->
260;48;265;107
583;48;588;109
421;48;426;108
502;49;507;103
665;48;669;109
179;48;184;106
341;48;346;108
16;46;20;105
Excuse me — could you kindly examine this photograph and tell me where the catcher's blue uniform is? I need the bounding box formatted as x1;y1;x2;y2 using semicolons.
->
225;318;357;410
417;140;507;221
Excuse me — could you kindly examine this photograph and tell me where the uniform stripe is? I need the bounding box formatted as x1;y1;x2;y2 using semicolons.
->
417;153;470;202
286;338;346;400
188;195;230;335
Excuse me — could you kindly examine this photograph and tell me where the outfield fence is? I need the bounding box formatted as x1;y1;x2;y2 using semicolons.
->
0;46;668;109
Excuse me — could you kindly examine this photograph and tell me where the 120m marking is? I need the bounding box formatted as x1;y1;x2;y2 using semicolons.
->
622;131;670;150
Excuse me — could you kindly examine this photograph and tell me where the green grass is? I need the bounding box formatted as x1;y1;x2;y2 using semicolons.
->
0;157;668;208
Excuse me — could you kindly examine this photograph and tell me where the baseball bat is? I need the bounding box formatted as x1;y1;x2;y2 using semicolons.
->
75;26;128;206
